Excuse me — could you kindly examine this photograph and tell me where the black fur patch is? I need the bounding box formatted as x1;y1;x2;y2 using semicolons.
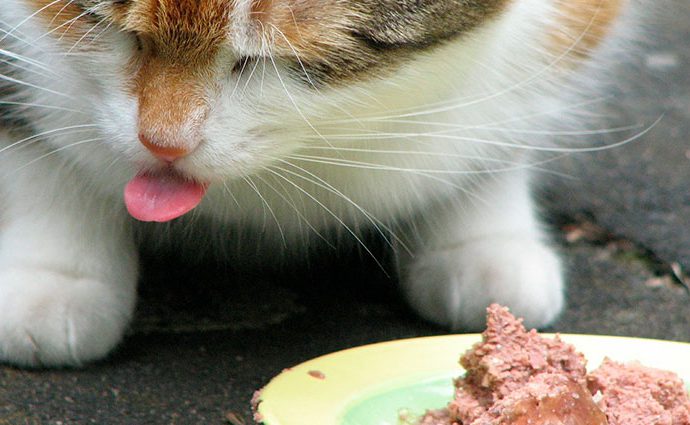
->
355;0;511;48
288;0;511;87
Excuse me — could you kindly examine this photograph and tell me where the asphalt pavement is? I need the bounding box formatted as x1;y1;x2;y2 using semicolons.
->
1;1;688;424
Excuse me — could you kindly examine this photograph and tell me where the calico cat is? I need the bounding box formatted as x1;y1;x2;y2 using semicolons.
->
0;0;623;367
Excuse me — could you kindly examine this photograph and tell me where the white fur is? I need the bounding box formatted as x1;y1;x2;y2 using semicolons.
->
397;171;563;330
0;0;607;366
0;133;138;366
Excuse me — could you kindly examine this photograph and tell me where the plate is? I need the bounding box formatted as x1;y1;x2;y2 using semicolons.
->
255;334;690;425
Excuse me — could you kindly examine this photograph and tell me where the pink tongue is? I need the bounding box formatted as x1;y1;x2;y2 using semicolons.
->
124;173;208;222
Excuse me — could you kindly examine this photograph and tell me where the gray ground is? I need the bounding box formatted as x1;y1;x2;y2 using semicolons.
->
1;2;689;424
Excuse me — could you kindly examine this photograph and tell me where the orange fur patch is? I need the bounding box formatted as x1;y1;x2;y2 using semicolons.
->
125;0;233;152
136;58;210;150
249;0;357;63
121;0;231;65
550;0;624;62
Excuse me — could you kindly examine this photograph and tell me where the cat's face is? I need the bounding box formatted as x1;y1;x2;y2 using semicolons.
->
16;0;513;181
6;0;621;221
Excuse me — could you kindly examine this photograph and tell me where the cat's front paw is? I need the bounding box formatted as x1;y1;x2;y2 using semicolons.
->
0;267;135;367
400;237;564;331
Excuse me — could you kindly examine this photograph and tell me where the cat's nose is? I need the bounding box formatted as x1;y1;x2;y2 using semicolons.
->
139;133;191;162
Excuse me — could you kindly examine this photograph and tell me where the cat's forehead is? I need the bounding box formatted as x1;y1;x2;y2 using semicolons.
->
34;0;512;48
24;0;502;77
118;0;231;62
28;0;515;83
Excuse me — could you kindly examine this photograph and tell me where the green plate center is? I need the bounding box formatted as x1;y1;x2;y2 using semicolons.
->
340;373;456;425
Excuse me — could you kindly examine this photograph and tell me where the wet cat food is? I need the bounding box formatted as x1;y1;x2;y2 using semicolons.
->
419;305;690;425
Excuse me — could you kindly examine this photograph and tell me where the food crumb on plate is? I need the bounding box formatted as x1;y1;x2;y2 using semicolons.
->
308;370;326;380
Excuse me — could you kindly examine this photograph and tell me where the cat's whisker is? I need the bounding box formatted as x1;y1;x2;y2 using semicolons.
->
255;20;270;98
33;6;91;44
0;72;76;99
474;95;613;131
221;181;242;209
260;54;268;96
238;54;262;98
317;93;613;132
293;145;583;179
0;0;64;43
318;121;641;138
268;23;317;90
284;3;304;41
450;6;604;113
47;0;76;27
253;173;336;249
67;15;108;53
13;137;102;172
57;9;94;43
282;153;464;194
273;156;485;238
297;120;644;154
268;23;365;131
229;56;252;100
266;50;339;152
0;100;87;114
0;47;58;75
302;150;577;179
0;124;97;155
300;131;527;145
58;51;101;57
284;153;562;178
298;146;536;163
0;57;54;80
321;89;483;124
272;157;410;254
255;18;347;139
264;165;388;272
83;20;112;47
299;121;656;153
242;174;287;247
0;18;37;47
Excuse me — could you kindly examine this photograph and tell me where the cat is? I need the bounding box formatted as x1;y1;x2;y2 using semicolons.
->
0;0;623;367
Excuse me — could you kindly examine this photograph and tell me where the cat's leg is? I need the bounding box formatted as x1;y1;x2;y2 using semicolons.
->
0;143;138;367
397;170;563;330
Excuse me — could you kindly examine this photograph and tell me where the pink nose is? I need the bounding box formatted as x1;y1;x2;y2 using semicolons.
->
139;133;190;162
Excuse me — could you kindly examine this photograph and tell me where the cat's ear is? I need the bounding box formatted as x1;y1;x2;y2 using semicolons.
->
353;0;510;48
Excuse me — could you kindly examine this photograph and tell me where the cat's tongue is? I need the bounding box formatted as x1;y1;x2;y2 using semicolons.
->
124;173;207;222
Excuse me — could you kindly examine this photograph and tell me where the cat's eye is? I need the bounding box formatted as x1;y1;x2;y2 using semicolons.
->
134;34;143;51
232;57;255;75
